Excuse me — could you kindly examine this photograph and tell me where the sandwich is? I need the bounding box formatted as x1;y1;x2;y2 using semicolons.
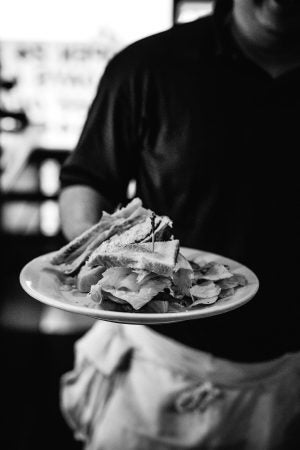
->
88;240;194;313
51;197;172;275
51;197;247;313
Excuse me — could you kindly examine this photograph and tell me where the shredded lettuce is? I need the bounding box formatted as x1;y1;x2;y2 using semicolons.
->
90;267;171;310
172;253;193;297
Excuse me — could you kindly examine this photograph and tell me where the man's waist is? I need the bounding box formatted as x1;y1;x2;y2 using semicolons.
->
148;318;300;363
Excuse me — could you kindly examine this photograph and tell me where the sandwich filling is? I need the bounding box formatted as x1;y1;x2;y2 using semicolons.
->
88;242;193;311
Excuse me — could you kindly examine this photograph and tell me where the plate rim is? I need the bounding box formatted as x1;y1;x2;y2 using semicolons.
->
19;247;259;324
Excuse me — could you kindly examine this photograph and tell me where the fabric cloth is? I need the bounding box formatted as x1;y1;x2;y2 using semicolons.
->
61;321;300;450
59;1;300;360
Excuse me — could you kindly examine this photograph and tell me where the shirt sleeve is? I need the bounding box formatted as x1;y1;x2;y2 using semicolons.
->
60;53;142;205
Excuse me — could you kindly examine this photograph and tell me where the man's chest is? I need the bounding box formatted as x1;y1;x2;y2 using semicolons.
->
138;67;300;179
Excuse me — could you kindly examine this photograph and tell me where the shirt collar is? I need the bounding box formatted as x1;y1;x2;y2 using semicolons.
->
212;0;300;81
212;0;238;58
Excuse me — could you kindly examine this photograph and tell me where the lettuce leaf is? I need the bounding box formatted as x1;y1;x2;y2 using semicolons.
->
90;267;171;310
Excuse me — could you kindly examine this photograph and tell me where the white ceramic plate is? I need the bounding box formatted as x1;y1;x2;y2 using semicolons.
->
20;247;259;325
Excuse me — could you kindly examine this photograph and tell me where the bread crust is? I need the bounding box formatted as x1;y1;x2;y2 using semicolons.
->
88;240;180;277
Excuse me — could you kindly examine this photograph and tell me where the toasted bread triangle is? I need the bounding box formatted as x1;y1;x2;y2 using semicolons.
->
88;240;179;277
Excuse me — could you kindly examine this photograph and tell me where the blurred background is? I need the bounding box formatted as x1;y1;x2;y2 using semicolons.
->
0;1;212;449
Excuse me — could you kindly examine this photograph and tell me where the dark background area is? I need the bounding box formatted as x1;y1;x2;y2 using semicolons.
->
0;156;84;449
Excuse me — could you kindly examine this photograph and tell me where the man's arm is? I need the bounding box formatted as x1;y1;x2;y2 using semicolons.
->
59;185;114;241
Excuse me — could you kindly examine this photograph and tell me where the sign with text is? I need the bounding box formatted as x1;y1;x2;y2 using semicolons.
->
1;32;120;143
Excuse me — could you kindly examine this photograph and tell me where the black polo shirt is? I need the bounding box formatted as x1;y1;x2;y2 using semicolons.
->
61;8;300;361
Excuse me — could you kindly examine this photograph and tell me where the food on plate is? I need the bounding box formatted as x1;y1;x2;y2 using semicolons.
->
50;198;247;313
89;240;194;313
188;259;246;306
51;197;172;275
76;265;106;293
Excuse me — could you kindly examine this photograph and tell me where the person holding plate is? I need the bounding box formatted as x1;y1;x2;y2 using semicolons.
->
58;0;300;448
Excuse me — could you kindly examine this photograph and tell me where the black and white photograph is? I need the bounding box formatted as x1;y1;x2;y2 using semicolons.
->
1;1;300;449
